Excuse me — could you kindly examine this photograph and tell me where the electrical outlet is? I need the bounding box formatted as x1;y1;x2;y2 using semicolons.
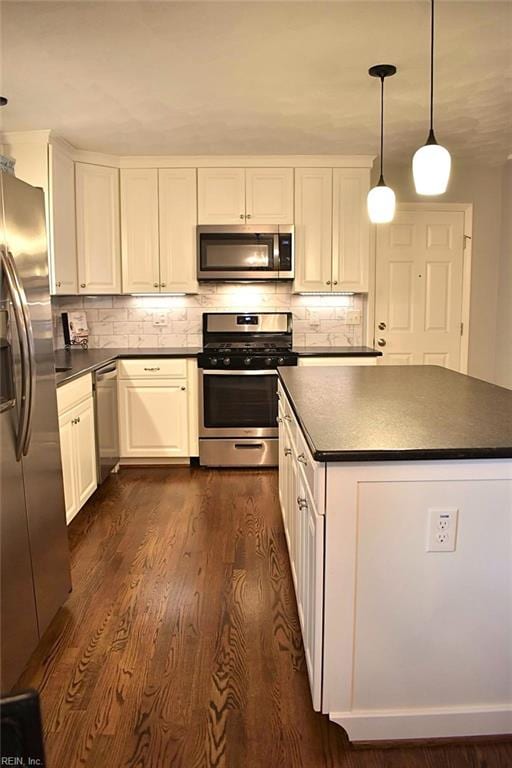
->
346;310;361;325
426;508;458;552
153;312;168;327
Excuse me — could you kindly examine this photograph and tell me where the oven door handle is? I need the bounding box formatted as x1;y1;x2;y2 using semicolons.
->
200;369;277;376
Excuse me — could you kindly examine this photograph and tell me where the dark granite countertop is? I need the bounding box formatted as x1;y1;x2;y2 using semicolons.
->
278;365;512;462
54;347;201;386
293;346;381;357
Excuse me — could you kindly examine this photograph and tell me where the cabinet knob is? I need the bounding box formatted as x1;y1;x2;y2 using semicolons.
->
333;280;338;286
181;386;186;391
153;282;159;288
297;453;308;466
161;282;166;288
80;283;86;289
326;280;331;286
284;447;292;456
378;321;387;330
56;281;62;287
297;496;308;510
377;338;386;347
240;214;245;219
246;213;252;219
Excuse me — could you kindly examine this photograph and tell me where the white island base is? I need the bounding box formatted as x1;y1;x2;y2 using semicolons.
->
277;382;512;743
323;458;512;743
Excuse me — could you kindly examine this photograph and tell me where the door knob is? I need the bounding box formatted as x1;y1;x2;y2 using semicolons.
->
377;338;386;347
378;322;387;330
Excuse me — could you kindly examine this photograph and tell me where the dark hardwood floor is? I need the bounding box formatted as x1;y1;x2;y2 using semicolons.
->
16;467;512;768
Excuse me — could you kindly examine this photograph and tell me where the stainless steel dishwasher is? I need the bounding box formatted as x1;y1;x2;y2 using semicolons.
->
93;362;119;484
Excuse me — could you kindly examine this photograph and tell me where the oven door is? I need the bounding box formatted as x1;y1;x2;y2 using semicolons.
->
197;227;279;280
199;369;278;438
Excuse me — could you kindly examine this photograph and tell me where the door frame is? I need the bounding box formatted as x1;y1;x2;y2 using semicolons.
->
367;202;473;373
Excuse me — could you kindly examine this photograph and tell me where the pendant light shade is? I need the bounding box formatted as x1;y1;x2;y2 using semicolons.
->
367;64;397;224
367;180;396;224
413;0;451;195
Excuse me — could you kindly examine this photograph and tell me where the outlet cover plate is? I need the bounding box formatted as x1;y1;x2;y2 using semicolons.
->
426;507;459;552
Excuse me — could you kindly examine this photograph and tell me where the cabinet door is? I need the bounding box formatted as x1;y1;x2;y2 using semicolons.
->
119;379;189;457
197;168;245;224
49;145;78;294
159;169;198;293
332;168;370;292
303;480;324;712
121;169;160;293
58;410;79;524
73;396;98;508
76;163;121;293
245;168;293;224
294;168;333;292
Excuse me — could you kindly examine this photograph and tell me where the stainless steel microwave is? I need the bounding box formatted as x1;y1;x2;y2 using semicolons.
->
197;225;294;281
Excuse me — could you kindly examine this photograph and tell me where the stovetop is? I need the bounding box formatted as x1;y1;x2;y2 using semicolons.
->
199;342;297;369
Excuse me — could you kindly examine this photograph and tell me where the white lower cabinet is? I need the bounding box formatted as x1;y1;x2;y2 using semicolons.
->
118;359;198;459
278;383;325;711
57;375;97;524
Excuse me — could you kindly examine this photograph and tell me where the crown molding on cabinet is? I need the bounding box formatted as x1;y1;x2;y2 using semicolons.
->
0;131;375;169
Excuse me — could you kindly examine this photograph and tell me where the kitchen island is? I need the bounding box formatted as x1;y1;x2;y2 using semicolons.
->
277;365;512;743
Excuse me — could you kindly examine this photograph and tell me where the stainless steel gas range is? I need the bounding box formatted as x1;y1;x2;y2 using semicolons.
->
197;312;298;467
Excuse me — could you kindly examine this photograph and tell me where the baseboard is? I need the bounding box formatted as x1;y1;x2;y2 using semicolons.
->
330;705;512;742
119;458;192;466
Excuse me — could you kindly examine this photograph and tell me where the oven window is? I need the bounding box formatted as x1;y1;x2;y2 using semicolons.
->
200;234;274;271
203;374;278;428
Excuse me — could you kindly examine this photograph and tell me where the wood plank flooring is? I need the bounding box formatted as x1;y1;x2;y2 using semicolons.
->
16;467;512;768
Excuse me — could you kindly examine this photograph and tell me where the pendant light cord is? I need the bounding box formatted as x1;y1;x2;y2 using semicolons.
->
430;0;435;132
380;75;385;181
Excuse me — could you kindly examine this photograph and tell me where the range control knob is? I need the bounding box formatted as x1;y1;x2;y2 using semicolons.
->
244;357;252;366
277;357;285;365
210;357;218;366
223;357;231;366
265;357;273;366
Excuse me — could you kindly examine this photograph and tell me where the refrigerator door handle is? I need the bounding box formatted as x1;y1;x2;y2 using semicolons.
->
1;247;35;459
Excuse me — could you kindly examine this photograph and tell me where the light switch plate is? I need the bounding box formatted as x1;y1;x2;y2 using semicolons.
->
426;508;459;552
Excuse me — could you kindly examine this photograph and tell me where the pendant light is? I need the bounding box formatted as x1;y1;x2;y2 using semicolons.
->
413;0;451;195
367;64;397;224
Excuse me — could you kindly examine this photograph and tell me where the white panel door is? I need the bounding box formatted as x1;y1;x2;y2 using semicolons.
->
159;169;198;293
76;163;121;293
58;410;79;524
73;396;98;508
197;168;245;224
119;380;189;457
245;168;294;224
121;169;160;293
294;168;333;292
332;168;370;292
375;210;464;370
49;145;78;294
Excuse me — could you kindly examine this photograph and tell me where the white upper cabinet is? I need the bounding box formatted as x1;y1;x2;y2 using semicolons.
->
49;145;78;294
245;168;294;224
75;163;121;294
198;167;294;225
294;168;333;292
294;167;370;293
198;168;245;224
332;168;370;292
159;169;198;293
121;169;160;293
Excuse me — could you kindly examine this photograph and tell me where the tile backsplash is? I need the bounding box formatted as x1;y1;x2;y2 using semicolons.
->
51;284;365;349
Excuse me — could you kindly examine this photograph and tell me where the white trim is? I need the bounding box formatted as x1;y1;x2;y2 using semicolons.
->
368;202;473;374
330;705;512;742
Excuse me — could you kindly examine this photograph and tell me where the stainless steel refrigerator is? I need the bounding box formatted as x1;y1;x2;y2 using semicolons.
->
0;170;71;692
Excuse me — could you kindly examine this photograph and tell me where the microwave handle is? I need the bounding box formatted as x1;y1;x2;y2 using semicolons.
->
273;233;280;271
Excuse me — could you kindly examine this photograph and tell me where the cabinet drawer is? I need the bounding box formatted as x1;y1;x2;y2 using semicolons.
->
57;373;93;414
118;358;187;379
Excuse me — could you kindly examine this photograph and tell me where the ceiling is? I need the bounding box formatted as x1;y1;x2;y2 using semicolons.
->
1;1;511;163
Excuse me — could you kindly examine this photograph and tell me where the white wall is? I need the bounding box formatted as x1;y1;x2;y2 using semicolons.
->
375;161;504;384
495;160;512;389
